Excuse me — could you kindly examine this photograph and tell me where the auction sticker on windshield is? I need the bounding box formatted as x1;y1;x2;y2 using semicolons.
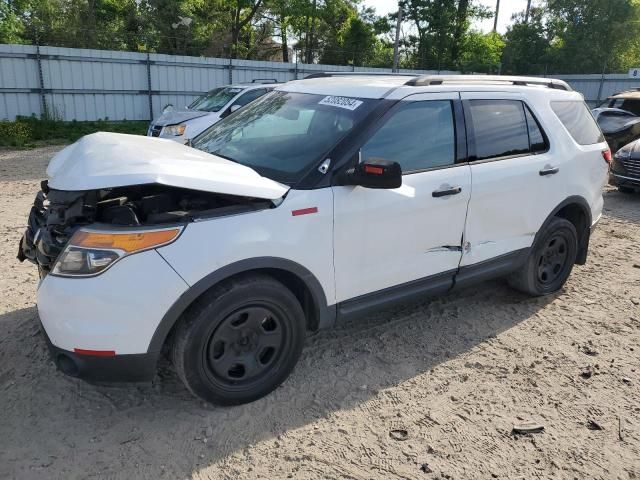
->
319;96;363;111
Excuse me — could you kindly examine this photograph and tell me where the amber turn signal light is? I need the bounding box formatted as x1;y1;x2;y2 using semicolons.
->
70;228;181;253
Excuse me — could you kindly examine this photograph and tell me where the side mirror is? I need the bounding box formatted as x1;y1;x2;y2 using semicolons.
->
349;157;402;189
162;104;174;114
230;104;241;113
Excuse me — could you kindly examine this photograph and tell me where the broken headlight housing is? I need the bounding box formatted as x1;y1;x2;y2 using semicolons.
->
162;124;187;136
52;226;183;277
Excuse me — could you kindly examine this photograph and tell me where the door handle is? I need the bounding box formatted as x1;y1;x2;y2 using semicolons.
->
539;166;559;176
432;186;462;198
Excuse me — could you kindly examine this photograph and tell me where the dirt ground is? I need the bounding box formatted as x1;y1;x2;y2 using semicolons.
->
0;146;638;480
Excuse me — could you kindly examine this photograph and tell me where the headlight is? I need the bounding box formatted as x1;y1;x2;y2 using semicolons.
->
162;124;187;136
614;142;633;160
52;227;182;277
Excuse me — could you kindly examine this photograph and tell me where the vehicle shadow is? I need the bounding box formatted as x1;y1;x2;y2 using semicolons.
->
0;279;554;479
603;188;640;225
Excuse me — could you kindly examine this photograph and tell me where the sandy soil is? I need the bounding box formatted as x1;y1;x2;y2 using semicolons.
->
0;146;638;480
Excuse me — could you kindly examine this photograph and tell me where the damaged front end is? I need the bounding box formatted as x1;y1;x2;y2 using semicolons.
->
18;180;273;276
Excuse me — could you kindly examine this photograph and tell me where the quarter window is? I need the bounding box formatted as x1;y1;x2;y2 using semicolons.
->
551;100;604;145
361;100;456;173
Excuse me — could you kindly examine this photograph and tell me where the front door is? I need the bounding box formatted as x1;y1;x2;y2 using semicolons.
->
332;93;471;304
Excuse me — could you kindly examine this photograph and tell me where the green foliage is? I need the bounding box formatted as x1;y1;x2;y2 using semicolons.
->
459;31;504;73
0;117;148;148
503;0;640;74
546;0;640;73
501;7;550;75
0;120;33;147
2;0;640;73
402;0;491;70
0;0;25;43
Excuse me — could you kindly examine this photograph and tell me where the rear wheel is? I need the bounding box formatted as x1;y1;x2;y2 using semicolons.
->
173;274;306;405
508;217;578;296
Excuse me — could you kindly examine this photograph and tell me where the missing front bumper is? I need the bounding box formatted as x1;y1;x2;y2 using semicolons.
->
39;320;158;384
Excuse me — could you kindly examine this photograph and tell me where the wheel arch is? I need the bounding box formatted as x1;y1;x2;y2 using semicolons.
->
538;196;592;265
147;257;336;356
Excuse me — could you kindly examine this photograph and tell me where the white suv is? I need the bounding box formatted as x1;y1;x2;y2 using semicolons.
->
19;74;609;405
147;80;279;142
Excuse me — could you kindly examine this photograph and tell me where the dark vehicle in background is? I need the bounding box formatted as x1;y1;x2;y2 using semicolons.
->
592;107;640;154
610;138;640;193
597;89;640;116
593;89;640;154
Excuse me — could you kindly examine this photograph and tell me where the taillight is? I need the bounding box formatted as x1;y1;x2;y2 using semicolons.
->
602;149;612;164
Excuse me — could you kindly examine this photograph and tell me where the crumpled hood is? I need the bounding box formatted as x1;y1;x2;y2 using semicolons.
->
46;132;289;200
151;109;211;126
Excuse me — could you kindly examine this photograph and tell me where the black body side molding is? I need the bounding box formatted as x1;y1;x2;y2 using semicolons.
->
336;248;531;323
453;248;530;290
336;270;455;322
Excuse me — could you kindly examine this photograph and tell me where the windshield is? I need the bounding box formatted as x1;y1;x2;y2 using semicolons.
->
193;91;377;184
189;87;244;112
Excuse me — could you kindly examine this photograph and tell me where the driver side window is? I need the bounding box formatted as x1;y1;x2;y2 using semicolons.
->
361;100;456;173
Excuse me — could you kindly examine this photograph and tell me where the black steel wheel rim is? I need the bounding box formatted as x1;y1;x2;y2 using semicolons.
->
205;305;286;386
537;233;569;285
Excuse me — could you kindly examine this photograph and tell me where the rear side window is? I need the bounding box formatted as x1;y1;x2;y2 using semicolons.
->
467;100;547;161
551;101;604;145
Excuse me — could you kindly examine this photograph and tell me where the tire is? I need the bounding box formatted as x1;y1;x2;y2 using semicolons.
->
172;274;306;406
618;186;635;194
507;217;578;296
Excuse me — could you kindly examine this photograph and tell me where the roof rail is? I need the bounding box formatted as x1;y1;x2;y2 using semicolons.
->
304;71;419;79
251;78;279;84
405;75;572;91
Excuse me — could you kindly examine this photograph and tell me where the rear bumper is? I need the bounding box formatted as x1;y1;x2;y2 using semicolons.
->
40;321;157;383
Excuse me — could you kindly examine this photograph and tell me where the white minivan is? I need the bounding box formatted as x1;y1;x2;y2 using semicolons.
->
147;80;279;142
20;74;609;405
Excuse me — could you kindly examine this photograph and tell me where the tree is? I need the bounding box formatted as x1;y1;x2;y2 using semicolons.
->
401;0;490;70
0;0;24;44
545;0;640;73
319;14;381;66
501;6;550;74
267;0;293;61
459;30;504;73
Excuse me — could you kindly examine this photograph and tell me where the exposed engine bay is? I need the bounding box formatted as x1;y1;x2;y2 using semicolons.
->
18;181;273;273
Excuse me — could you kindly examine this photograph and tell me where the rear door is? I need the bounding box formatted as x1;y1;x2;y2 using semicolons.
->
460;93;565;266
332;92;471;303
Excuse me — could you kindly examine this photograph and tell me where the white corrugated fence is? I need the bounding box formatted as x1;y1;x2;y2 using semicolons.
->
0;44;457;121
1;43;639;121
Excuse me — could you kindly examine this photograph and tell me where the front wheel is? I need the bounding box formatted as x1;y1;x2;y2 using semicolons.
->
172;274;306;405
508;217;578;296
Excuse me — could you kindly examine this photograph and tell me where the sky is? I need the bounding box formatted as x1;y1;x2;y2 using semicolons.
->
362;0;530;34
